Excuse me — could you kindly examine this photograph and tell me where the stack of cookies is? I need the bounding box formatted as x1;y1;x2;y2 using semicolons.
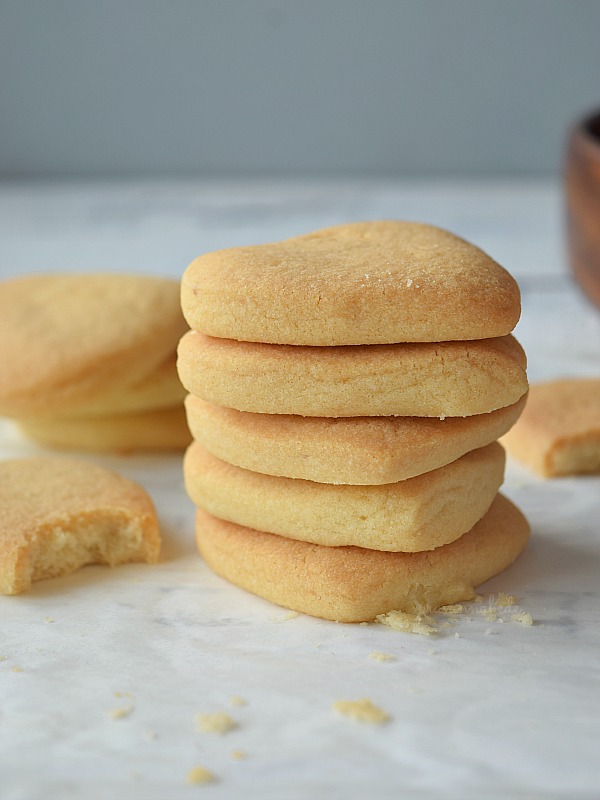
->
0;273;191;452
178;222;530;622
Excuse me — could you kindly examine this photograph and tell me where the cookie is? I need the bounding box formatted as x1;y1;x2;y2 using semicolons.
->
0;457;160;595
18;406;191;453
59;355;185;419
0;273;188;418
184;441;505;552
178;332;528;417
502;378;600;476
195;494;529;622
181;221;521;345
185;394;526;484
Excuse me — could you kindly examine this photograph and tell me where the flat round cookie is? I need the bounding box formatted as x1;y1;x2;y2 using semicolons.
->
18;406;191;453
185;394;526;484
501;378;600;477
181;221;521;345
184;441;505;552
0;273;188;418
61;355;185;419
0;457;160;595
195;494;530;622
178;332;528;417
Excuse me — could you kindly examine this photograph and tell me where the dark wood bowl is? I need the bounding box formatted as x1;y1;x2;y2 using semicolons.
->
565;110;600;309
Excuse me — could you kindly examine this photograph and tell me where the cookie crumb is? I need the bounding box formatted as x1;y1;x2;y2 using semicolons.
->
195;712;238;734
108;705;134;720
228;696;247;707
187;766;216;785
11;666;23;673
43;617;54;623
437;603;463;615
511;611;533;626
368;651;394;662
146;729;158;740
376;609;437;636
484;628;494;636
496;593;518;607
480;606;498;622
333;698;390;724
231;749;247;760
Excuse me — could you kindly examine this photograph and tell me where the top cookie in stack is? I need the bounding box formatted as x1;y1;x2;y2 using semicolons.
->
178;221;529;622
181;220;520;345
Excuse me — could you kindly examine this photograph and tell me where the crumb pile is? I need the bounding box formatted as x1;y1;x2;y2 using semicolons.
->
0;273;191;452
178;221;530;622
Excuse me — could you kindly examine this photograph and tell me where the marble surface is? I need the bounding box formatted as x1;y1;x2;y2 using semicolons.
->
0;179;599;800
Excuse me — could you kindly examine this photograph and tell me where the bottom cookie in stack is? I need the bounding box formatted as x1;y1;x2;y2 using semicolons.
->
194;495;529;623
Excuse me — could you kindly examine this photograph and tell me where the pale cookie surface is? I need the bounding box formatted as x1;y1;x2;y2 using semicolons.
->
185;394;526;484
18;406;191;454
0;457;160;595
502;378;600;477
181;221;521;345
0;273;188;418
195;494;530;622
184;441;505;552
178;332;528;417
53;355;185;419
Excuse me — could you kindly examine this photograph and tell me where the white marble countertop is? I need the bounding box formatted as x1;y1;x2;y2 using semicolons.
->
1;179;599;800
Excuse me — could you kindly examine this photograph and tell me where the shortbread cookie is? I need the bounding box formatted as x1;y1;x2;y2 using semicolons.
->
178;332;527;417
184;441;505;552
60;355;185;419
185;394;526;484
181;221;521;345
502;378;600;476
0;457;160;595
18;406;191;453
0;273;188;418
195;494;530;622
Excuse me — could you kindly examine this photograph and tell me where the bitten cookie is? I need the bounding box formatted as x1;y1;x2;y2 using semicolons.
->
178;332;528;417
184;441;505;552
18;406;191;453
185;394;526;484
0;273;188;418
195;494;530;622
502;378;600;476
181;221;521;345
0;457;160;595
